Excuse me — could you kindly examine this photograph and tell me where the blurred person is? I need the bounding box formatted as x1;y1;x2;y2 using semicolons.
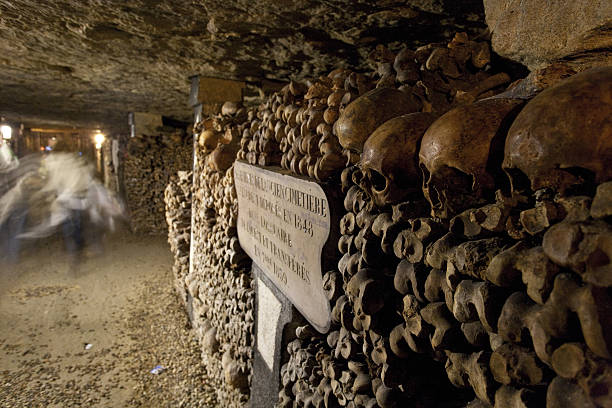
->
0;139;27;264
1;140;125;266
45;142;88;262
0;139;18;174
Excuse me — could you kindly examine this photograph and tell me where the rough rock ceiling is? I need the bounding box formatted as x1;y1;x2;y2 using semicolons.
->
0;0;486;132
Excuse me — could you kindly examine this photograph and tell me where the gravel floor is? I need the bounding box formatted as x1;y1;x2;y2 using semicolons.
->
0;231;218;407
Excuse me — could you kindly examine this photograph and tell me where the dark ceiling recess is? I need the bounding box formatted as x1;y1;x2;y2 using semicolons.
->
0;1;487;132
162;116;190;130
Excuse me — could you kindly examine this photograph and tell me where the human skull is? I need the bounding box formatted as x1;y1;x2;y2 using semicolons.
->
334;87;420;153
197;117;222;153
419;98;524;219
503;66;612;195
208;133;240;172
393;47;419;84
198;129;221;152
221;101;239;116
360;113;436;207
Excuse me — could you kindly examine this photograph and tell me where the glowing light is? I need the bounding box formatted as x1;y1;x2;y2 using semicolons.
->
95;142;102;150
1;125;12;140
94;132;105;145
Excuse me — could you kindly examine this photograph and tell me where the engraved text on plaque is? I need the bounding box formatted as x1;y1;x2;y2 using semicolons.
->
234;161;331;333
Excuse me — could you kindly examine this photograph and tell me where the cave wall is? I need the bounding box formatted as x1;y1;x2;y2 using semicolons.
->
101;140;119;194
0;0;487;130
484;0;612;70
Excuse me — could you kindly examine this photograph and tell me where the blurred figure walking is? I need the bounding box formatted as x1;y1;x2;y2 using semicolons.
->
1;140;125;267
0;139;26;264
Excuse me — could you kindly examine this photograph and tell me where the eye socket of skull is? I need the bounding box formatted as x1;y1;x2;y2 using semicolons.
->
504;166;531;196
369;169;388;193
423;164;481;218
505;164;597;197
420;163;439;205
432;166;473;196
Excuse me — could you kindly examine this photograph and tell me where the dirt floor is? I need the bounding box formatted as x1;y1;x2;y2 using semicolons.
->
0;230;218;407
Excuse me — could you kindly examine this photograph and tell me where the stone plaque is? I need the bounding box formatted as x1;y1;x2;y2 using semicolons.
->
234;161;332;333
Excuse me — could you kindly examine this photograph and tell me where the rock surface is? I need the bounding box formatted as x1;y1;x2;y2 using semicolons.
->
0;0;486;130
484;0;612;71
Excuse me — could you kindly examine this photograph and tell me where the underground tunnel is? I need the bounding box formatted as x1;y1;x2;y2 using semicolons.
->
0;1;611;407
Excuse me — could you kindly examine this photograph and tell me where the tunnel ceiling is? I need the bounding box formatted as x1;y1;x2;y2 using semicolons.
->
0;0;486;132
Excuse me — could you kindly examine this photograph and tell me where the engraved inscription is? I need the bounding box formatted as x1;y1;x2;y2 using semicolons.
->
234;161;331;333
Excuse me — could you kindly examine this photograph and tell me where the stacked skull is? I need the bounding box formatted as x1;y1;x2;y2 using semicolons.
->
124;129;192;234
164;170;193;303
275;54;611;408
183;33;611;408
188;102;255;407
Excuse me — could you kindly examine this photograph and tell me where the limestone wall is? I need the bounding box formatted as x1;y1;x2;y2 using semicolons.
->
484;0;612;70
0;1;487;129
101;140;119;194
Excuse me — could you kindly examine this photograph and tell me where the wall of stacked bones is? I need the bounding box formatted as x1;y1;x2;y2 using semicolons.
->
164;32;612;408
165;170;193;302
124;131;192;234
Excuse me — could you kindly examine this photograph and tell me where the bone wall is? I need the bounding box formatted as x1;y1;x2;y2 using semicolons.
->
186;108;255;406
164;171;193;303
275;64;612;407
123;132;192;234
236;32;511;183
185;32;611;408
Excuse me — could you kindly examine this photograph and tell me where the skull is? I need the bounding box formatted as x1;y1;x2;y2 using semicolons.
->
197;118;221;153
503;66;612;195
393;47;419;84
208;132;240;172
360;112;436;207
334;87;420;154
221;101;239;116
419;98;524;219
